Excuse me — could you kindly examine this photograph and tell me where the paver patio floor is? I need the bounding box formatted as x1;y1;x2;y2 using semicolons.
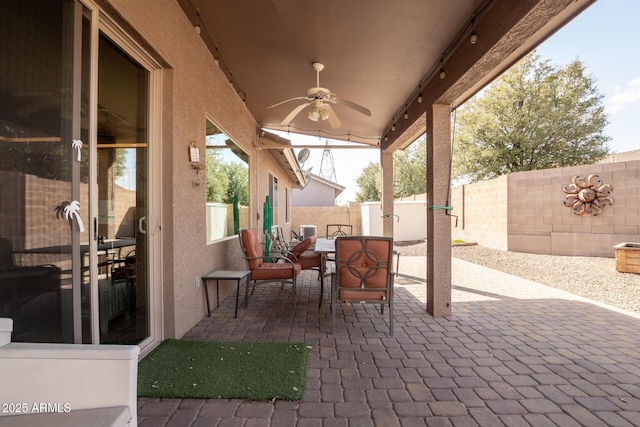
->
138;257;640;426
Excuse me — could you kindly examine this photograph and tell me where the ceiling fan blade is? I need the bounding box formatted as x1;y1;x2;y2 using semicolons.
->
267;96;310;109
332;96;372;116
280;102;312;126
323;104;342;129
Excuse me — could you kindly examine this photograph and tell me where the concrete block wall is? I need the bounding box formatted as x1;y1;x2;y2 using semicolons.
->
451;160;640;257
289;160;639;257
23;174;87;252
508;161;640;257
451;175;509;250
292;203;362;239
1;171;136;254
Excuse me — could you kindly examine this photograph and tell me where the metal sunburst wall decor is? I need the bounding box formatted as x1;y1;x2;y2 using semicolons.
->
563;174;614;216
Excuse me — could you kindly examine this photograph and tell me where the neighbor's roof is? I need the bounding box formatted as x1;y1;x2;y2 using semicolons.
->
599;149;640;163
306;173;346;193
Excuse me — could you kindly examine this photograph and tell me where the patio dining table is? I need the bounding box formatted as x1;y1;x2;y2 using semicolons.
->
313;237;336;255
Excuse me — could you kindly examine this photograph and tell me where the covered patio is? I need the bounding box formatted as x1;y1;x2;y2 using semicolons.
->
138;261;640;425
173;0;600;320
3;1;638;425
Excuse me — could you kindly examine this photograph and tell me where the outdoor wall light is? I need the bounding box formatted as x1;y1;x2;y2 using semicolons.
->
439;67;446;79
404;111;409;119
417;94;423;103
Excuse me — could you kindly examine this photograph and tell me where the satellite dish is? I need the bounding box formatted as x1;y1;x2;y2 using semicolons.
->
297;148;310;164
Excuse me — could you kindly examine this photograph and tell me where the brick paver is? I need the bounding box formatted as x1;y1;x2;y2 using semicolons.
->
137;257;640;425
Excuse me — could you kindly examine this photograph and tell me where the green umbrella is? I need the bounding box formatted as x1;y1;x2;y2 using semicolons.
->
263;195;272;255
232;196;240;235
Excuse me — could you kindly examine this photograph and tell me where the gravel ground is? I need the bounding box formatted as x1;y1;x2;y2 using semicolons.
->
394;241;640;314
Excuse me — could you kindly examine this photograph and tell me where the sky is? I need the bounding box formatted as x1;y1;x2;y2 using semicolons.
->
278;0;640;204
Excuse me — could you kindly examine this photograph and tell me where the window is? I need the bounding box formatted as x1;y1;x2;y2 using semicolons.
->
205;119;249;241
285;187;290;223
269;173;278;224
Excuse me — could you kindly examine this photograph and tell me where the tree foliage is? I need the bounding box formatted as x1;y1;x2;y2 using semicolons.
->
224;162;249;205
355;136;426;202
355;162;381;202
394;137;426;198
206;149;249;205
206;150;229;203
452;51;610;183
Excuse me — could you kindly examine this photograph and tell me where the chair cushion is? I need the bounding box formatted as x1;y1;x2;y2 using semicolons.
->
340;289;387;301
289;236;316;259
337;238;390;289
250;262;302;280
295;252;323;270
240;229;264;270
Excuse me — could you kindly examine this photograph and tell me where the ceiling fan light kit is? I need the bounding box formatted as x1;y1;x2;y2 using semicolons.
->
267;62;371;129
308;104;321;121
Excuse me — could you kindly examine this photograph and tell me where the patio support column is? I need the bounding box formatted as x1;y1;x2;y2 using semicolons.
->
381;149;394;238
426;104;451;316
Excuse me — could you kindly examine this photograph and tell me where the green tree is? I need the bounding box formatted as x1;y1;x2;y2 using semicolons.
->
394;136;426;198
452;51;610;183
114;149;127;177
355;161;381;202
206;150;228;203
224;162;249;205
355;136;427;201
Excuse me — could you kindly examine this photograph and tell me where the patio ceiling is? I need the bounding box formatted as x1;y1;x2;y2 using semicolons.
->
177;0;595;150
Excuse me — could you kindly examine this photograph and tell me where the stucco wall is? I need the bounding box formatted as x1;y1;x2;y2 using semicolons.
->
107;0;299;339
451;160;640;257
360;201;428;241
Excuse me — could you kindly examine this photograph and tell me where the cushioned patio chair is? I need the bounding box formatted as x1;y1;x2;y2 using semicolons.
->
239;228;302;306
285;235;327;307
270;225;291;253
331;236;395;334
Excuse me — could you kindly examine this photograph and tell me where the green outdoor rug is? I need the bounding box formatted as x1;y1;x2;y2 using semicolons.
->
138;339;309;401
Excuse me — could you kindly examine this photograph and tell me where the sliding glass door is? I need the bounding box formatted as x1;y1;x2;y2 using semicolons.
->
96;33;150;344
0;0;158;345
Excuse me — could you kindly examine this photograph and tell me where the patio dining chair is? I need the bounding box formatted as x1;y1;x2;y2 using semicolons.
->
326;224;352;239
270;225;291;253
267;229;326;307
332;235;395;334
239;228;302;306
285;235;327;307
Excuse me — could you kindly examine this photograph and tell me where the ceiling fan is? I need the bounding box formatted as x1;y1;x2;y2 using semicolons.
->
268;62;371;129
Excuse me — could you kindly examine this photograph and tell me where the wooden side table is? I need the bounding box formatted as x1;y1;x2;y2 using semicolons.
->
202;270;251;318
